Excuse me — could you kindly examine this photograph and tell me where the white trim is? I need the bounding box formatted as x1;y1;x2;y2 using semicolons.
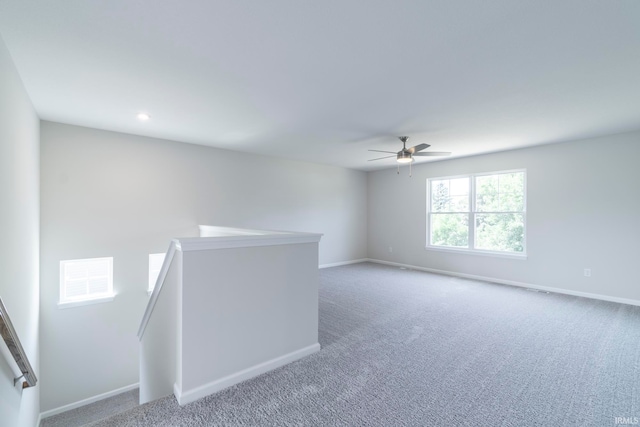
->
57;294;115;309
424;245;527;260
177;233;322;252
319;259;368;269
175;250;183;394
174;343;321;406
36;413;42;427
39;383;139;420
199;225;294;236
366;258;640;307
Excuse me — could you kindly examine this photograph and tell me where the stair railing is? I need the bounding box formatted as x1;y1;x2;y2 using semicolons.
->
0;297;37;389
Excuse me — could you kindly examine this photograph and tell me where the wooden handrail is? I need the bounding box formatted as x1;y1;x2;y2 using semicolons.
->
138;241;177;339
0;297;37;389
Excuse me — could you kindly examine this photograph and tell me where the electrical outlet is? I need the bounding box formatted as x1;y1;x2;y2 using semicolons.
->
584;268;591;277
388;246;393;253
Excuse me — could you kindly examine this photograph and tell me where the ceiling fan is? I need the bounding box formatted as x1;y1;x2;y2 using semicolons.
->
368;136;451;163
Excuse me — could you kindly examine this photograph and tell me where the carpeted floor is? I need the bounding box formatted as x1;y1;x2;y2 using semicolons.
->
86;262;639;426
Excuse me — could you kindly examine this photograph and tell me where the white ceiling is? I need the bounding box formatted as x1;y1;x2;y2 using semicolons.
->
1;1;639;170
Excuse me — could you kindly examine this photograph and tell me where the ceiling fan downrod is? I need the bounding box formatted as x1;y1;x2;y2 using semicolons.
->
400;137;412;177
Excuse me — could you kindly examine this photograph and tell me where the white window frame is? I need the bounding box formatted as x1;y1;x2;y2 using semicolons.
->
58;257;115;308
148;253;166;294
426;169;527;259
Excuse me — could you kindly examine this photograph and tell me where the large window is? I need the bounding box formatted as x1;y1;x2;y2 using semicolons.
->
59;257;114;307
427;170;526;256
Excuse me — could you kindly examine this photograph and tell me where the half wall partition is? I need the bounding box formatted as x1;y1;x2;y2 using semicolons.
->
138;226;322;405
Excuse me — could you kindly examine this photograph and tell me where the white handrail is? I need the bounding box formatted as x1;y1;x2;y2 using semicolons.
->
138;241;177;339
0;297;37;388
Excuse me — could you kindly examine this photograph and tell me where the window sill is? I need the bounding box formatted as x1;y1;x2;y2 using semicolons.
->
58;294;115;309
425;245;527;260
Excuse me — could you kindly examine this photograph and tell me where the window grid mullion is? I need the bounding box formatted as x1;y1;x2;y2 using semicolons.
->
470;176;475;250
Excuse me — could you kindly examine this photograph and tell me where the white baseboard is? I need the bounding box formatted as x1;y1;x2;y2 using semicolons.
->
366;258;640;307
39;382;139;420
319;259;368;269
174;343;321;406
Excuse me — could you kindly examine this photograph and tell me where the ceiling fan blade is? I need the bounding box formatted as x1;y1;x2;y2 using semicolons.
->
408;143;430;154
368;149;397;154
368;155;396;161
412;151;451;156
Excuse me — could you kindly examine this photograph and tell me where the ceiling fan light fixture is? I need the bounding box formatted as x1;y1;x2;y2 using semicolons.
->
368;136;450;164
397;152;413;163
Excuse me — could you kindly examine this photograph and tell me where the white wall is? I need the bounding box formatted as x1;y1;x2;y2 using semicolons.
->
180;242;319;404
368;131;640;303
0;34;40;427
39;121;367;412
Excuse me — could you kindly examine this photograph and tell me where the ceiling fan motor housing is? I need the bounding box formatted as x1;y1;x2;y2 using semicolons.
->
397;151;413;163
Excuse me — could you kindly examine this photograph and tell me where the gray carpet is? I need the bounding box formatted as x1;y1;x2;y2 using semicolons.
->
89;262;640;426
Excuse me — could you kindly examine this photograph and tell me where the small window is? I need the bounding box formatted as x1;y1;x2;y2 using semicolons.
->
59;257;114;307
148;253;166;293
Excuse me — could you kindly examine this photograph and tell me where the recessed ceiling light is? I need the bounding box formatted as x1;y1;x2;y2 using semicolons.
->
137;112;150;121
